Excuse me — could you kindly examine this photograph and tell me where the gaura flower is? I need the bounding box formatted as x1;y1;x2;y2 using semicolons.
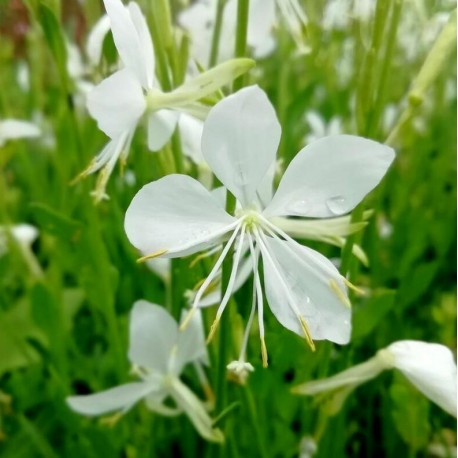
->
0;119;40;147
79;0;253;201
124;85;395;367
67;300;223;443
292;340;457;417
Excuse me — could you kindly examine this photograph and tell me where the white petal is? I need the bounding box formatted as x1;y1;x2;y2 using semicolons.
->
103;0;152;88
66;42;84;80
388;340;457;416
305;111;326;138
256;160;276;207
87;69;145;138
125;174;237;258
170;377;224;442
128;300;177;372
146;258;171;283
248;0;275;51
11;224;39;247
264;135;395;218
67;382;157;416
175;309;209;372
292;356;385;395
147;109;179;151
86;15;111;67
261;237;351;344
0;119;41;145
178;113;204;164
127;2;155;88
201;85;281;206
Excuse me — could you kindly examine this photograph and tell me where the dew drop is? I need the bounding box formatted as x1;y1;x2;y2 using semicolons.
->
326;195;346;215
286;199;309;215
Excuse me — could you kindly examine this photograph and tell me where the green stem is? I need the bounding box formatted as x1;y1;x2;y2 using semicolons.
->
367;0;403;138
213;192;237;458
342;0;394;277
339;204;364;278
242;386;268;458
209;0;227;68
233;0;250;92
355;0;392;135
148;2;172;91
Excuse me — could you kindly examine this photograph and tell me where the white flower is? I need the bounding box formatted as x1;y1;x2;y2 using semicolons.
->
0;224;38;256
0;119;41;147
67;300;223;442
322;0;375;31
292;340;457;417
65;17;112;109
304;111;343;144
0;224;42;277
124;85;394;367
179;0;308;65
227;360;255;384
299;436;318;458
80;0;253;201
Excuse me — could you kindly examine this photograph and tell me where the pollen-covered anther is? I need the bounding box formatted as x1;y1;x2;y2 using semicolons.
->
206;317;221;344
342;277;366;296
260;337;269;368
179;307;197;332
329;279;352;308
137;249;168;263
99;411;124;427
299;316;316;352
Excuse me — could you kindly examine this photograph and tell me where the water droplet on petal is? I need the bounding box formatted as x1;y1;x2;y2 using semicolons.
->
286;199;309;215
326;195;346;215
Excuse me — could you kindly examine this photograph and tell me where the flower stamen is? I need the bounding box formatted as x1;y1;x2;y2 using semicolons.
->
180;221;243;332
137;249;169;263
206;226;246;343
329;279;351;308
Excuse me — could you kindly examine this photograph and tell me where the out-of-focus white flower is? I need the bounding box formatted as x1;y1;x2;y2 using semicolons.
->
179;0;308;65
299;436;318;458
398;5;453;62
0;119;41;147
292;340;457;417
428;442;457;458
67;301;223;442
86;14;112;68
0;224;38;256
16;61;30;92
227;360;254;384
66;16;112;106
125;85;394;367
0;224;42;277
80;0;253;201
322;0;375;31
304;111;343;144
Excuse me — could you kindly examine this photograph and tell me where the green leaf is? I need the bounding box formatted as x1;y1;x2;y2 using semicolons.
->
0;298;46;376
352;289;396;340
29;202;82;241
36;2;69;91
390;374;431;450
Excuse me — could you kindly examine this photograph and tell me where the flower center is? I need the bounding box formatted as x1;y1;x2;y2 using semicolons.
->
236;208;262;233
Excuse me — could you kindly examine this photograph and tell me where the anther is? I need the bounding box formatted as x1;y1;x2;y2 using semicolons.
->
260;337;269;368
137;249;168;263
329;279;352;308
299;316;316;352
